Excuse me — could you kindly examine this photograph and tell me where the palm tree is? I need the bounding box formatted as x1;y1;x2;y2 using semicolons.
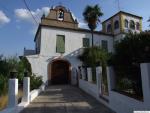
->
78;46;110;83
83;5;103;47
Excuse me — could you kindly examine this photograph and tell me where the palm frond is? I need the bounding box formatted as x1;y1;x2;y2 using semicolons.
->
83;4;103;30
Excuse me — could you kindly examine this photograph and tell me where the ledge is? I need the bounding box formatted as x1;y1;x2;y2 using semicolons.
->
112;89;143;102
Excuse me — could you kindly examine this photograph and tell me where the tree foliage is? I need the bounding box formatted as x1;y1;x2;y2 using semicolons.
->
0;55;42;96
83;4;103;30
0;74;8;96
111;32;150;66
30;74;43;90
0;55;19;96
0;56;32;85
83;4;103;46
110;32;150;98
79;46;110;67
78;46;110;82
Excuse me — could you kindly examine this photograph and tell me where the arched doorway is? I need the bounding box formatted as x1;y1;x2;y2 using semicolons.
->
49;59;71;85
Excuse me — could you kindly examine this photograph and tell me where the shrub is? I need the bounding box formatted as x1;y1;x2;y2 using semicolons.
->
110;32;150;98
0;74;8;96
0;55;11;77
17;57;32;85
30;74;43;90
0;55;32;95
0;94;8;111
111;32;150;65
78;46;110;83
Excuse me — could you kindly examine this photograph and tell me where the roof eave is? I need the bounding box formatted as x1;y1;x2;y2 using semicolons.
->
34;25;41;42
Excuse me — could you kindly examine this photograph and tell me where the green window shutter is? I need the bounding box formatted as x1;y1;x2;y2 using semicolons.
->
83;38;90;47
101;40;108;51
56;35;65;53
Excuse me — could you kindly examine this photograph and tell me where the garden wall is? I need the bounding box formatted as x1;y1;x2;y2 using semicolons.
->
79;63;150;113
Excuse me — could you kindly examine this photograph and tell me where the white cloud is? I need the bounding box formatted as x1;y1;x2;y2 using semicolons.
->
71;12;87;29
0;10;10;25
14;7;88;29
78;19;88;29
14;7;88;34
14;7;50;24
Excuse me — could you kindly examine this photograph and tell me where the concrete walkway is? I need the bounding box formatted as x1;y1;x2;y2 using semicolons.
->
20;85;114;113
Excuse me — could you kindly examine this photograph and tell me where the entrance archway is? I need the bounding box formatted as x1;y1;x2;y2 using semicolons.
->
49;59;71;85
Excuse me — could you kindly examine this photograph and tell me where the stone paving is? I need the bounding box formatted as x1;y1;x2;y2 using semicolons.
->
20;85;115;113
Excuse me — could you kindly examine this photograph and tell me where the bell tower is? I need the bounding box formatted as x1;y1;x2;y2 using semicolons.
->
41;5;79;29
102;11;142;35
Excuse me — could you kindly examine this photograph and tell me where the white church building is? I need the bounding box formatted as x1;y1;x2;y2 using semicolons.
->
24;5;142;85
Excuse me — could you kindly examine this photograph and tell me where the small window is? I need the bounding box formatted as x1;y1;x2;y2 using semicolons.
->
83;38;90;47
56;35;65;53
124;19;128;28
107;24;112;33
114;20;119;29
58;9;64;21
130;20;135;29
136;22;140;30
101;40;108;51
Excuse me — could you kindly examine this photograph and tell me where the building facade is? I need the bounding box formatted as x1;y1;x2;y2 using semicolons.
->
24;5;142;85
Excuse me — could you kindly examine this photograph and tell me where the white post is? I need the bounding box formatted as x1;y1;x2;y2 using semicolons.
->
107;67;115;92
96;66;102;95
8;78;18;108
87;68;92;82
81;67;85;80
140;63;150;106
22;77;30;103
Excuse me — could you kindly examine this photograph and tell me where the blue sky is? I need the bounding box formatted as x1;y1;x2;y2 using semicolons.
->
0;0;150;56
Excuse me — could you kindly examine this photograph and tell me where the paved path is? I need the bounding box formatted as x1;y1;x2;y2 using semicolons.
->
20;85;114;113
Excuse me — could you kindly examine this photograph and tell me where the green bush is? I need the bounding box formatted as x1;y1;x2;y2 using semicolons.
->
0;55;19;96
78;46;110;66
110;32;150;98
0;74;8;96
78;46;110;83
0;55;33;95
17;57;32;85
0;54;43;93
111;32;150;65
19;57;43;90
30;74;43;90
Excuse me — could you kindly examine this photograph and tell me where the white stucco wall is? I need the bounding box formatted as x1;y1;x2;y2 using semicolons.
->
26;26;114;83
103;13;142;37
93;33;114;52
103;14;120;35
79;65;150;113
26;55;48;82
113;15;120;35
122;15;141;33
114;34;126;42
40;26;113;56
104;20;112;34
